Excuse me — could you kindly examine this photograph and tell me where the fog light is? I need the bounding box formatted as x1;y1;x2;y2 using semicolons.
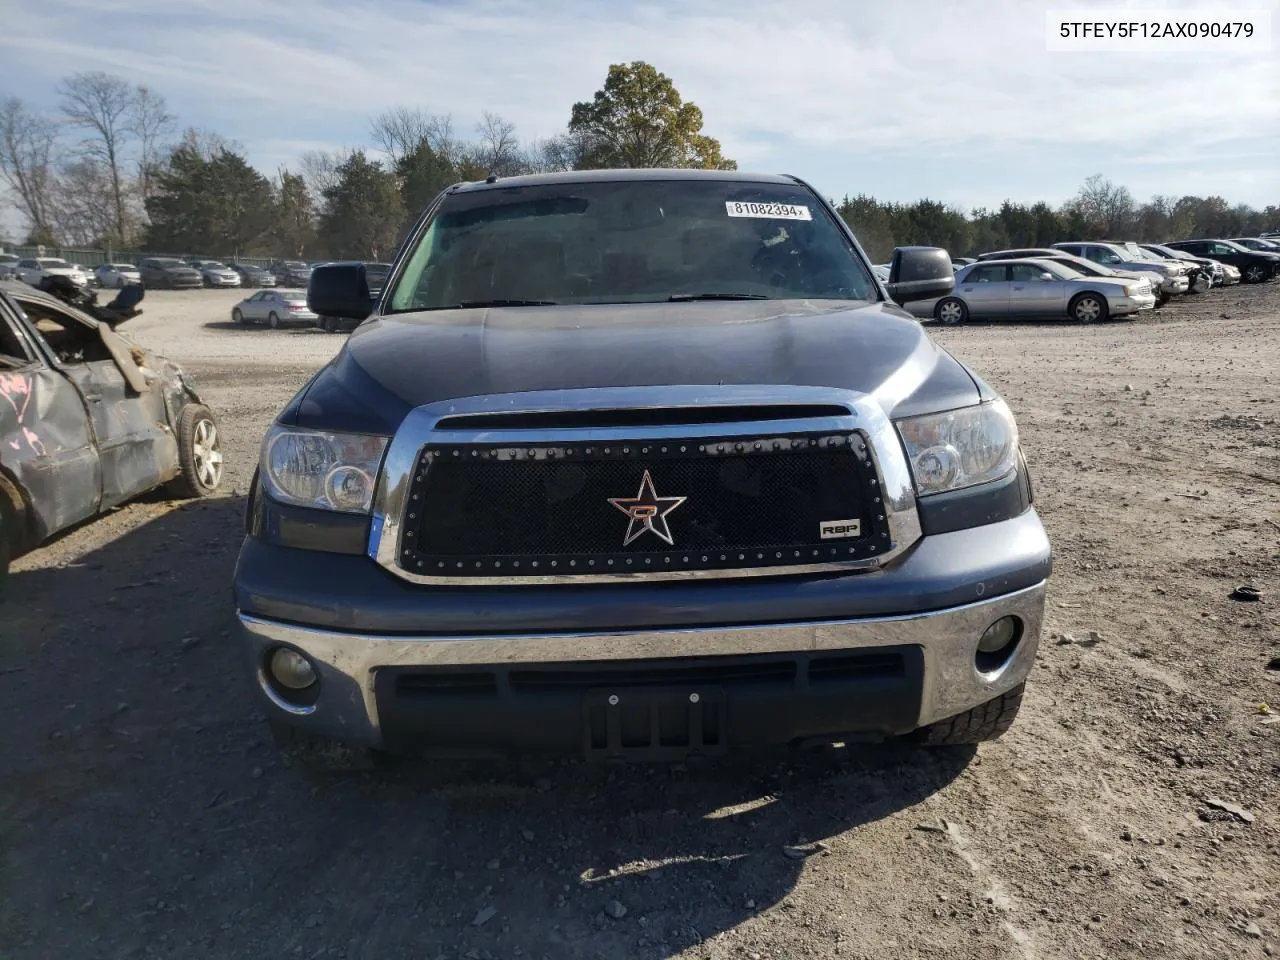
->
978;617;1019;654
269;647;317;690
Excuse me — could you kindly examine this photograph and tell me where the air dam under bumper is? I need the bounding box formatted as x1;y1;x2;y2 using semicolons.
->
238;581;1046;754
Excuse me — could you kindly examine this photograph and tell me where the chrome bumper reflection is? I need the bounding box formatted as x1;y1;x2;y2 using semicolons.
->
238;582;1046;748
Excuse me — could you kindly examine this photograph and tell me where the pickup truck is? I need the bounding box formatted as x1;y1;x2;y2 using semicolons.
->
233;169;1052;764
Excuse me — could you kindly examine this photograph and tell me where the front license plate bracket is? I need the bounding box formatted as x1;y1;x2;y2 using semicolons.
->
583;687;728;762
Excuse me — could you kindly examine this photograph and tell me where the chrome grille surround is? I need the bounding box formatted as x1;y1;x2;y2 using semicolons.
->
369;385;922;586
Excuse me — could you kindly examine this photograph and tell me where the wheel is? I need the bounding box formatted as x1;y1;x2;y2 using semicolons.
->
934;297;968;325
914;683;1025;745
1069;293;1107;324
268;312;281;329
1243;264;1267;283
115;276;125;289
232;308;245;325
167;404;223;498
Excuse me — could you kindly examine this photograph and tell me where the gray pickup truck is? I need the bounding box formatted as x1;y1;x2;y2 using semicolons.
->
233;170;1052;763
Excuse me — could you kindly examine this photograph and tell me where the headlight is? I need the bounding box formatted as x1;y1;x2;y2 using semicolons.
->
895;400;1018;496
261;425;389;513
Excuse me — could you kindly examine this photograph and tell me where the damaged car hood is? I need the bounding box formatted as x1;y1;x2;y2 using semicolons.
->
285;300;982;436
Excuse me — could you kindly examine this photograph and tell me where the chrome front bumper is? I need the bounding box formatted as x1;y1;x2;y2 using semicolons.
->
1159;276;1190;295
238;581;1046;749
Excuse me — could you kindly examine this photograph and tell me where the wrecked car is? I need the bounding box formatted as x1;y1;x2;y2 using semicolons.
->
0;280;223;583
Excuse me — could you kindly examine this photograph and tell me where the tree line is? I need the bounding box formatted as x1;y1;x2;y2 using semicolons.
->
840;177;1279;263
2;63;1276;263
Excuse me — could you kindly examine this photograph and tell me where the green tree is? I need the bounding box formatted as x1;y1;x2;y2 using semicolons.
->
568;62;736;170
273;170;315;257
396;139;457;219
319;150;404;260
145;141;276;254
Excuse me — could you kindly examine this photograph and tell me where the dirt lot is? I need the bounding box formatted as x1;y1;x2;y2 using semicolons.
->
1;285;1278;960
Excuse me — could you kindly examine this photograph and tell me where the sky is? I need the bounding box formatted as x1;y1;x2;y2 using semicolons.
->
1;0;1278;238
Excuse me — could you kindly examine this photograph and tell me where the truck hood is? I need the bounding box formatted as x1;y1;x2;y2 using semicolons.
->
284;299;983;436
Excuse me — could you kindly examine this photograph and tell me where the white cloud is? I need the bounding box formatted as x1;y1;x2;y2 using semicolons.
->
0;0;1276;209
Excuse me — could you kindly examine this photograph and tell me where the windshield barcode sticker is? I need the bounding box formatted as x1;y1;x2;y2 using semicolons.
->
725;201;812;221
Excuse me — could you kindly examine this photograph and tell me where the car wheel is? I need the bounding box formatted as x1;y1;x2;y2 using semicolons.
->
1243;264;1266;283
232;308;245;325
934;297;968;325
1069;293;1107;324
167;404;223;498
268;312;281;329
0;473;29;599
913;683;1024;746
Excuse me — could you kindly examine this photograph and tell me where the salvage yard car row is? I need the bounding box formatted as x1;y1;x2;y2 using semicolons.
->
905;235;1278;325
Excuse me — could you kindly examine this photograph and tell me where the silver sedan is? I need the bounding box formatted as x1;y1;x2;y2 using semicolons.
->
230;289;318;328
908;258;1156;325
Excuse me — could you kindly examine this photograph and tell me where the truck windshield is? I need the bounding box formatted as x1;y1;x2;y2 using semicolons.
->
387;178;876;311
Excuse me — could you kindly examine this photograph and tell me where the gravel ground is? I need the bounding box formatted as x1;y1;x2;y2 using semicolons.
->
1;285;1278;960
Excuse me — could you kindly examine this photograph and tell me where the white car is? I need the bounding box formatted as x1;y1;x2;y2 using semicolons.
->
0;253;20;280
230;289;318;328
94;263;142;288
15;257;89;288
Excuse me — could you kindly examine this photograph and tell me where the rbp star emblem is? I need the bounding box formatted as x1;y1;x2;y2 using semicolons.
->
607;470;687;546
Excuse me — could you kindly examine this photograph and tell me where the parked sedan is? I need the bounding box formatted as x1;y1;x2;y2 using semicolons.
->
267;261;312;287
1230;237;1280;253
1051;242;1191;301
230;289;317;328
139;257;204;290
0;281;222;581
910;258;1154;325
188;260;242;288
978;247;1165;287
93;263;142;289
229;263;277;287
14;257;90;288
1164;239;1280;283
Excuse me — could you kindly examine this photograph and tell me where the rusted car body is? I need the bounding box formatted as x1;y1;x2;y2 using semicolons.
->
0;280;223;582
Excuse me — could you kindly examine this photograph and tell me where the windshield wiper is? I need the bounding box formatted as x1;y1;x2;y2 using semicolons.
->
455;298;558;308
667;292;769;302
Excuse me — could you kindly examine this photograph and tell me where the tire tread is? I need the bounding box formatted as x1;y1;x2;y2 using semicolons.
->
915;682;1025;746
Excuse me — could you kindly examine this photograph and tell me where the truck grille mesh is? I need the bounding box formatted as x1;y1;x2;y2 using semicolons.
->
399;432;889;578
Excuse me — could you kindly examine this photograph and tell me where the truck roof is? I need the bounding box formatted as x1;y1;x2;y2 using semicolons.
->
450;168;801;194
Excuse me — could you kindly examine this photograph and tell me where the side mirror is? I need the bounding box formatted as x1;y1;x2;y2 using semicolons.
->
308;263;372;321
886;246;955;304
1039;272;1054;281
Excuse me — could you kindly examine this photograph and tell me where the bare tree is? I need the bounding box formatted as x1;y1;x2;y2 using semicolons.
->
177;126;240;161
370;106;459;166
1070;174;1135;237
0;98;59;238
129;85;174;203
59;71;139;242
52;158;118;246
299;148;352;213
473;111;524;176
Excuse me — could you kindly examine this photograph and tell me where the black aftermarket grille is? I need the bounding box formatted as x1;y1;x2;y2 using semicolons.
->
398;432;890;578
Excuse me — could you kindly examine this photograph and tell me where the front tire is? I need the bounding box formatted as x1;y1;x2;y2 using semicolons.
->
1069;293;1107;324
1244;264;1267;283
934;297;968;326
232;308;245;325
914;683;1025;745
167;404;223;498
268;312;281;329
